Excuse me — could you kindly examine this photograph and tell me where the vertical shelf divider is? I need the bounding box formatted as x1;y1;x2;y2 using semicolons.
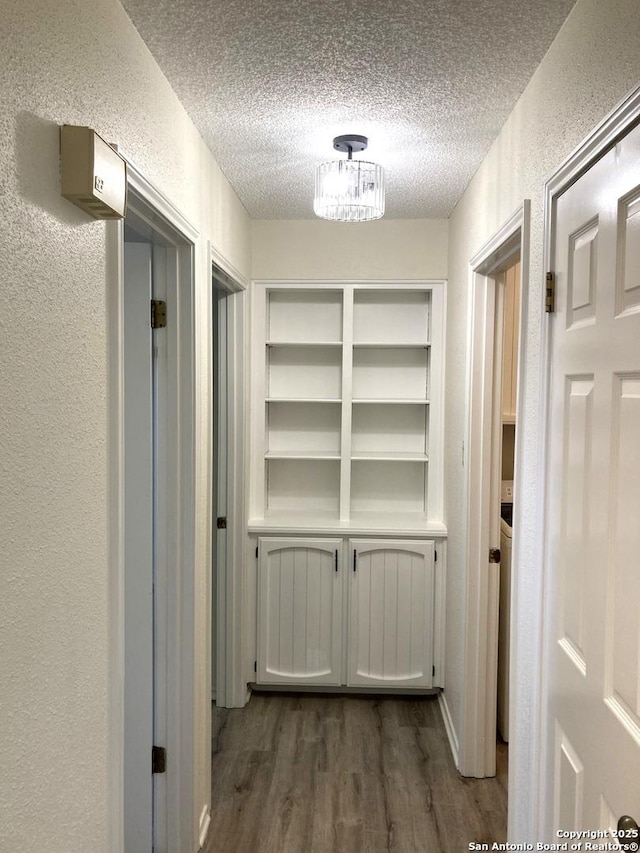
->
426;285;444;523
340;286;354;522
249;282;267;521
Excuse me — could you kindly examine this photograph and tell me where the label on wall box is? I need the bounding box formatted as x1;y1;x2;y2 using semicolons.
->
60;124;127;220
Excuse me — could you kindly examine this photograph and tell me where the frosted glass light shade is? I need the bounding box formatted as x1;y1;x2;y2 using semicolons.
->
314;159;385;222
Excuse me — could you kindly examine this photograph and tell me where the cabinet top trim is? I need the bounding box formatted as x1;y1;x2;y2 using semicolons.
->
248;518;448;538
252;279;447;290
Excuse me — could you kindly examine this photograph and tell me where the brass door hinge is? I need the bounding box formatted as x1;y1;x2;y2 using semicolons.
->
545;272;555;314
489;548;501;564
151;299;167;329
152;745;166;774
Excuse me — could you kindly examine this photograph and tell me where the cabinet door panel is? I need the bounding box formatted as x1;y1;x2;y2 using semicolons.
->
257;538;343;685
348;539;434;688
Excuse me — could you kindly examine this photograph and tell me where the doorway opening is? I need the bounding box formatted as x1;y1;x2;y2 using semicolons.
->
114;164;198;852
209;250;247;712
460;202;530;798
494;254;521;789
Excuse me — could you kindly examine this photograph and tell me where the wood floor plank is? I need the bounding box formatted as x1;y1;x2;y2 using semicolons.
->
204;693;507;853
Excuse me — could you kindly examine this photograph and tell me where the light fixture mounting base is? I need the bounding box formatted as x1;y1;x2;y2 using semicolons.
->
333;134;368;154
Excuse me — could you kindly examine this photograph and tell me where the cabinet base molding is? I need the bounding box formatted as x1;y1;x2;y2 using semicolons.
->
251;684;441;697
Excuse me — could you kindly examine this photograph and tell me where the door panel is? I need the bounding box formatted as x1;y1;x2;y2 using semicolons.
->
348;539;434;688
618;191;640;315
257;538;343;685
123;242;154;853
151;245;168;853
545;120;640;834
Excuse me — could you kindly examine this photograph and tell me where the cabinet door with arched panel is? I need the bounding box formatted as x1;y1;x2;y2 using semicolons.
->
348;539;435;688
257;538;343;686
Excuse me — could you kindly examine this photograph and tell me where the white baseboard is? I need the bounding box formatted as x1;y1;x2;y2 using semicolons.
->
198;804;211;850
438;691;460;769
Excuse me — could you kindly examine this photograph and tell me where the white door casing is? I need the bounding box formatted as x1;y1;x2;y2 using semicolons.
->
110;157;199;853
461;203;530;779
541;112;640;835
212;287;227;702
209;250;248;710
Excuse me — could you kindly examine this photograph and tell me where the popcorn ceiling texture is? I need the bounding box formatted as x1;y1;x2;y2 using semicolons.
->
0;1;249;850
120;0;576;219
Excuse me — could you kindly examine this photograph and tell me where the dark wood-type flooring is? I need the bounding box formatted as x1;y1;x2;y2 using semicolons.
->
205;692;507;853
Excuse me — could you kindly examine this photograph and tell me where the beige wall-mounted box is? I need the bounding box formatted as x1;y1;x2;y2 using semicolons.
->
60;125;127;219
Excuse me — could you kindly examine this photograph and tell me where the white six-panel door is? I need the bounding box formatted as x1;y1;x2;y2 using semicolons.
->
257;538;343;685
544;120;640;834
348;540;434;688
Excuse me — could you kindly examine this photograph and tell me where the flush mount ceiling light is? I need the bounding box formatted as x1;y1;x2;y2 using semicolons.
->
314;134;385;222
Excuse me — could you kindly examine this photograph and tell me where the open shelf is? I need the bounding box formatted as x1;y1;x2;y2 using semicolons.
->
352;398;430;405
266;450;341;460
268;289;343;343
268;345;342;400
351;451;429;461
350;459;427;515
352;342;430;349
352;347;429;401
267;341;343;348
353;289;430;345
267;400;341;455
266;458;340;514
352;403;429;457
266;397;342;403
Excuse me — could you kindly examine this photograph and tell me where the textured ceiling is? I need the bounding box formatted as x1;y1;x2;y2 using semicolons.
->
121;0;576;219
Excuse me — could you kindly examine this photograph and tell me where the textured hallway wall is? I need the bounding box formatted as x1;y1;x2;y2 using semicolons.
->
0;1;250;850
251;218;448;280
444;0;640;840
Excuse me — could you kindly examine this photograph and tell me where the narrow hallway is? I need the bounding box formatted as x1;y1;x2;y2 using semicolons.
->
206;694;507;853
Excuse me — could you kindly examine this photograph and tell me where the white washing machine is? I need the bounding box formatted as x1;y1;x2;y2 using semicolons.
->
497;513;513;742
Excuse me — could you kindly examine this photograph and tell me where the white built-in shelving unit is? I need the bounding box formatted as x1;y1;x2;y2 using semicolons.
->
248;281;447;690
249;281;446;536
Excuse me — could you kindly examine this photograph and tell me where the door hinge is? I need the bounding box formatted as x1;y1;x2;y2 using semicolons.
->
152;745;166;774
216;517;227;529
151;299;167;329
255;545;259;559
432;665;436;677
254;660;257;673
434;549;437;563
545;272;555;314
489;548;501;564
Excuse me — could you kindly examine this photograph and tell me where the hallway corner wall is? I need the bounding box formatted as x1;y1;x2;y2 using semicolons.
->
0;1;250;850
444;0;640;838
